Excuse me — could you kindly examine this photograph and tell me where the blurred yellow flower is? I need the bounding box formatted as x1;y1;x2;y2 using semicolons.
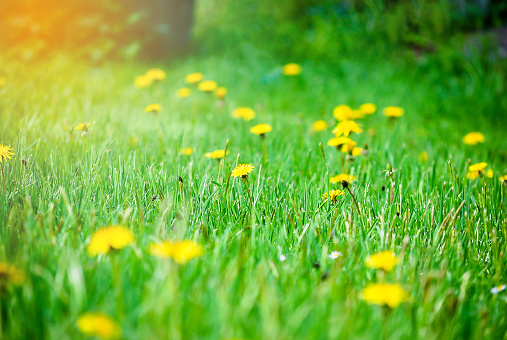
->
0;78;6;87
486;169;493;178
361;283;410;308
332;120;363;137
327;137;357;154
282;63;302;76
418;151;428;163
198;80;218;93
185;72;204;85
145;68;166;82
330;173;356;183
359;103;377;114
365;250;398;272
352;147;363;157
149;240;204;264
134;75;153;89
75;123;91;131
469;162;488;172
232;107;256;121
231;164;255;179
145;104;161;113
250;124;272;136
0;144;14;163
463;132;485;145
333;105;363;121
384;106;404;118
215;86;227;100
312;120;327;131
205;150;229;160
87;226;135;256
176;88;191;98
501;175;507;182
76;313;120;340
322;189;346;203
0;262;25;286
178;147;193;156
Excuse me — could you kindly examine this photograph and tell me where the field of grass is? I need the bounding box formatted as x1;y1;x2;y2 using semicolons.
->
0;50;506;339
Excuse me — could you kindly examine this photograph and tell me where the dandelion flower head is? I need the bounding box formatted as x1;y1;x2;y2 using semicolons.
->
145;68;166;82
87;226;135;256
232;107;255;121
205;149;229;160
332;120;363;137
250;124;272;136
365;250;398;272
176;88;191;98
178;147;193;156
0;144;15;163
330;173;356;184
134;75;153;89
198;80;218;93
282;63;302;76
312;120;328;131
322;189;346;202
145;104;161;113
359;103;377;114
76;313;121;340
361;283;410;308
149;240;204;264
333;105;363;121
185;72;204;85
215;86;227;99
384;106;404;118
231;164;255;179
462;132;485;145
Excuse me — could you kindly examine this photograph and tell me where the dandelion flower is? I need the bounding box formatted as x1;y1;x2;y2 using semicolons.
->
204;150;229;160
312;120;327;131
231;164;255;179
145;68;166;82
232;107;256;121
185;72;204;85
134;75;153;89
327;137;357;153
332;120;363;137
215;86;227;100
75;123;91;132
333;105;364;121
282;63;302;76
469;162;488;172
330;173;356;184
0;262;25;286
198;80;218;93
360;103;377;115
365;250;398;272
491;284;506;294
352;147;363;157
178;147;193;156
250;124;272;136
361;283;410;308
145;104;161;113
501;175;507;183
149;240;204;264
87;226;135;256
486;169;493;178
322;189;346;203
384;106;404;118
176;88;191;98
463;132;485;145
0;144;14;163
76;313;121;340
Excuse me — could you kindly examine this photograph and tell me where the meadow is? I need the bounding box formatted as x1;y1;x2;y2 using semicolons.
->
0;49;506;339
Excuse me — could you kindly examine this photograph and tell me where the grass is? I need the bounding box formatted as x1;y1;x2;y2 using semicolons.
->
0;49;506;339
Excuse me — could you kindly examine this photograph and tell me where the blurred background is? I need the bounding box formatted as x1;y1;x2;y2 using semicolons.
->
1;0;506;62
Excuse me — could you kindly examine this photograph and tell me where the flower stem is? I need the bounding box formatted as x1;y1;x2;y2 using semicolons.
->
346;186;362;215
1;162;5;191
261;138;268;166
243;178;253;207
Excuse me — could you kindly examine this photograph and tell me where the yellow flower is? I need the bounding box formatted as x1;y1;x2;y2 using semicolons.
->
149;240;204;264
185;72;204;85
384;106;404;118
333;105;364;121
145;104;161;113
75;123;91;131
332;120;363;137
365;250;398;272
205;150;229;160
232;107;256;121
0;144;15;163
76;313;121;340
312;120;328;131
486;169;493;178
501;175;507;182
134;75;153;89
327;137;357;153
87;226;135;256
145;68;166;82
418;151;428;163
469;162;488;172
231;164;255;179
178;147;193;156
198;80;218;93
215;86;227;99
0;262;25;286
352;147;363;157
322;189;346;202
361;283;410;308
282;63;302;76
250;124;272;136
0;78;6;87
359;103;377;114
330;173;356;184
176;87;191;98
463;132;485;145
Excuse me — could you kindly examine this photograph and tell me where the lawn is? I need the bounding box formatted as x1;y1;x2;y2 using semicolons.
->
0;50;506;339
